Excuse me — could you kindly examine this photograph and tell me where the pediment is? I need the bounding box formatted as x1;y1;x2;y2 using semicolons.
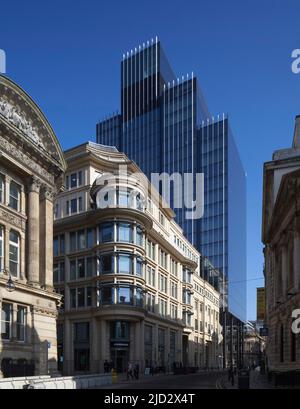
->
0;75;66;172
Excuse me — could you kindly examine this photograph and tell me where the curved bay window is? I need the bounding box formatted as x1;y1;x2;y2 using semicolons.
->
100;254;115;274
9;230;20;278
99;222;114;243
117;222;132;243
117;286;133;304
118;254;132;274
182;268;192;284
98;284;145;307
99;253;144;277
99;285;114;304
99;221;144;245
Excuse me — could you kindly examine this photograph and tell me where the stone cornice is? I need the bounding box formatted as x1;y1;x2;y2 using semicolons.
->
0;134;54;184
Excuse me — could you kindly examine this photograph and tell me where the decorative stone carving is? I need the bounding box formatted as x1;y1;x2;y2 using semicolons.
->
0;98;45;149
0;207;23;228
41;184;55;201
0;135;54;184
29;176;42;193
30;305;58;318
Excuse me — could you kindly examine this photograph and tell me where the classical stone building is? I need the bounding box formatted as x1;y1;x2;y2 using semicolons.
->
243;322;265;369
262;116;300;376
54;142;222;375
0;75;66;377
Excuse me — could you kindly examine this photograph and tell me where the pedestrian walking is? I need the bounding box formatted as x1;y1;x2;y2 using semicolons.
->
134;363;139;380
127;362;134;380
104;359;109;374
228;366;235;386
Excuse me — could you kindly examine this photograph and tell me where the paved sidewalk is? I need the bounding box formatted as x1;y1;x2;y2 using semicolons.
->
220;370;274;389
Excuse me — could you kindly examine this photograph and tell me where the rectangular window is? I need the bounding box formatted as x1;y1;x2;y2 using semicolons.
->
118;255;131;274
17;306;26;342
0;174;4;203
1;302;12;339
78;171;83;186
77;259;85;279
100;223;114;243
101;255;114;274
87;228;94;248
78;197;83;212
70;260;77;280
66;200;69;216
77;230;86;250
118;223;132;242
77;288;85;307
70;232;77;252
9;181;20;211
0;226;4;271
136;226;143;246
59;234;65;254
86;257;94;277
9;230;19;277
86;287;92;307
70;199;77;214
70;289;76;308
117;287;132;304
70;173;77;188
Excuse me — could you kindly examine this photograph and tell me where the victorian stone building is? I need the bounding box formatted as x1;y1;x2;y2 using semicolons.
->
0;75;66;377
262;116;300;377
54;142;222;375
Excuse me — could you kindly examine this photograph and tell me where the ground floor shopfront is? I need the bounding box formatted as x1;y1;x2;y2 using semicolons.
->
58;311;220;375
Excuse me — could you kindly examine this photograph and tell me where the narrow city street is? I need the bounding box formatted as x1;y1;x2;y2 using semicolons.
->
97;371;225;389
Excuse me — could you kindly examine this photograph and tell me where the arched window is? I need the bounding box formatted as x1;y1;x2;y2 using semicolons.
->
0;174;4;203
0;225;4;271
9;230;20;277
9;181;21;211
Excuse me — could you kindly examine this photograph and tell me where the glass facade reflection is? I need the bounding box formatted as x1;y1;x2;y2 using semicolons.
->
96;39;246;321
197;118;246;321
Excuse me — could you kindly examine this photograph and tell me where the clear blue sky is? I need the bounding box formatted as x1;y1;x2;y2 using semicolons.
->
1;0;300;320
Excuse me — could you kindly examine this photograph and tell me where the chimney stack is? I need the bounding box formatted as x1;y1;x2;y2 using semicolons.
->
292;115;300;149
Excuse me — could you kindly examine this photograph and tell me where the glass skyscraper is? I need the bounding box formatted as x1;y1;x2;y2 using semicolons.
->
96;38;246;323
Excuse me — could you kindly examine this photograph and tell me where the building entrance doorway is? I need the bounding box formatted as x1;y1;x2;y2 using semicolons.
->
111;349;129;373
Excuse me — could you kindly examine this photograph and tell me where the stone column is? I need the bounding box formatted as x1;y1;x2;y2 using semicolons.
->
91;317;99;373
134;321;141;363
64;318;72;375
294;229;300;291
27;176;41;286
281;245;287;300
140;320;145;371
100;320;107;368
40;185;54;289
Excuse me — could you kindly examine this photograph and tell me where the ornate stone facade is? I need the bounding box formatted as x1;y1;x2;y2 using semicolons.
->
54;142;222;376
262;116;300;374
0;75;66;378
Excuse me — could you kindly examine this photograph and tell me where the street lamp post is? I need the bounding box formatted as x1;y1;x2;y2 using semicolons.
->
2;269;16;292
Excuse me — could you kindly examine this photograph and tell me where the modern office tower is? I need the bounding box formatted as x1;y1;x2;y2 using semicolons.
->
0;75;66;378
53;142;222;375
96;39;247;364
